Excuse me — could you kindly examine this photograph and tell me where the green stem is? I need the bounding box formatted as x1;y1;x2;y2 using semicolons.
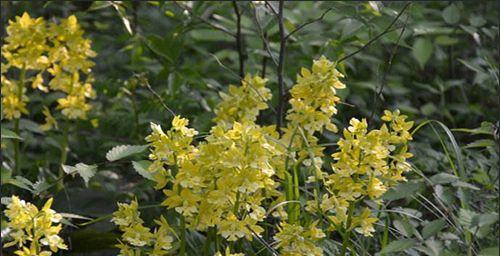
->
13;67;26;175
57;120;69;191
180;215;187;256
340;203;356;255
291;163;300;224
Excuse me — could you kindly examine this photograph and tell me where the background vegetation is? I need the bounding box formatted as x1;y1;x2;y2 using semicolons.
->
1;1;498;255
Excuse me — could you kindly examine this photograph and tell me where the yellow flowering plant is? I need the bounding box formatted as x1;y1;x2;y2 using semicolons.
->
3;196;68;256
110;56;414;255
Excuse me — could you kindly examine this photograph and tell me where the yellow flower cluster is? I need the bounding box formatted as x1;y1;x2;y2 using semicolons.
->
159;121;281;240
125;56;414;255
3;196;67;256
146;116;198;189
308;110;413;236
111;199;175;256
281;56;346;173
1;12;96;122
213;74;271;126
274;221;325;256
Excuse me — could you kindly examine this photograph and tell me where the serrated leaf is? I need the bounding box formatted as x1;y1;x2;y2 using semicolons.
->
1;197;12;205
412;38;433;69
442;4;460;24
106;145;148;162
8;176;34;192
380;239;416;254
422;219;446;239
132;160;154;181
1;128;23;140
32;180;52;195
63;163;97;186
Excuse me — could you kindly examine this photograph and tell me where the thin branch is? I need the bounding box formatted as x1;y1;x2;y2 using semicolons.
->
173;1;236;38
261;32;268;78
209;52;242;80
136;74;177;117
285;7;333;40
232;1;245;77
276;0;286;135
264;1;279;16
252;5;279;66
368;5;411;124
338;2;411;63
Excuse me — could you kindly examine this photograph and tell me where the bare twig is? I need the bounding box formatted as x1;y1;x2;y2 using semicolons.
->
173;1;236;38
276;0;286;135
252;5;279;66
232;1;245;77
285;7;333;40
338;2;411;63
209;53;242;79
368;4;411;123
261;32;268;77
264;1;279;16
136;74;177;117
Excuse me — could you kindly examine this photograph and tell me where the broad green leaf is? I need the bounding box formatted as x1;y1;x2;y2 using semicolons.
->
430;173;459;184
8;176;34;192
479;247;500;256
435;35;459;46
380;239;416;254
412;38;433;69
458;59;485;73
32;180;52;195
106;145;148;162
442;4;460;24
63;163;97;186
383;181;425;200
1;128;23;140
422;219;446;239
132;160;154;181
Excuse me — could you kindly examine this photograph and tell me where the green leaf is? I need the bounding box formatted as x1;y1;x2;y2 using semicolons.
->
458;59;485;73
422;219;446;239
132;160;154;181
8;176;34;192
380;239;416;254
453;122;494;135
442;4;460;24
412;38;433;69
479;247;500;256
1;166;12;184
430;173;459;184
60;213;93;220
464;139;495;149
106;145;148;162
62;163;97;186
1;128;23;140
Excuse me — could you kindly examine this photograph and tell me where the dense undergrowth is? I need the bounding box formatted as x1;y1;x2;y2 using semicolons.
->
1;1;498;256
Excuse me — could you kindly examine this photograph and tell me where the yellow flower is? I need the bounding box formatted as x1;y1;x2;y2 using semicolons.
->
274;222;324;256
111;199;143;228
213;74;271;126
214;247;245;256
40;106;58;131
367;177;387;199
3;196;67;254
352;208;378;237
2;12;96;121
